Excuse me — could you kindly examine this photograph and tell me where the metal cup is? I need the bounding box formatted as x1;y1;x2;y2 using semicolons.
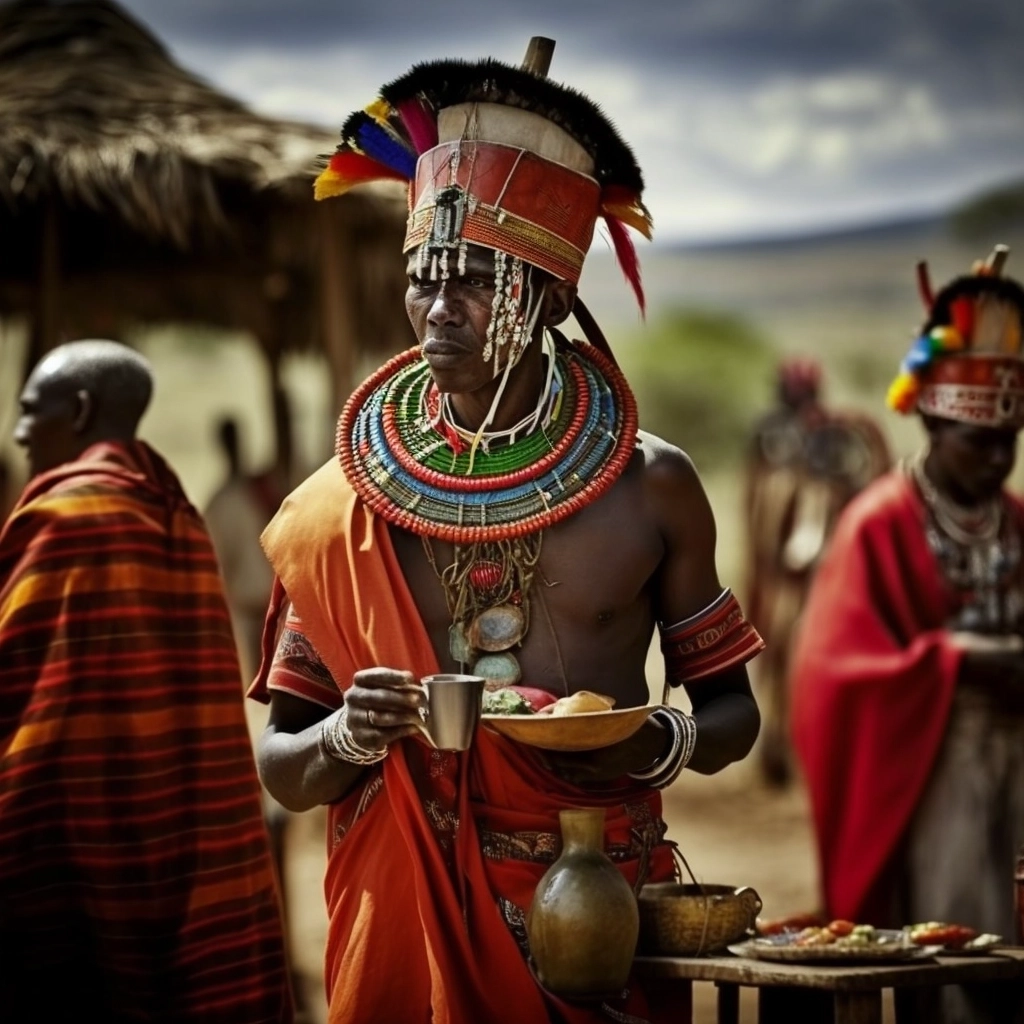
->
417;674;485;751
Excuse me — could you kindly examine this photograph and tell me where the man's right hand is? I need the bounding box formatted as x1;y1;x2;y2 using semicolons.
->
342;668;427;751
954;636;1024;712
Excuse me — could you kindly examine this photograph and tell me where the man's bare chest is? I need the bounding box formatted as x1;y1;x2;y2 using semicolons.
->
387;481;663;695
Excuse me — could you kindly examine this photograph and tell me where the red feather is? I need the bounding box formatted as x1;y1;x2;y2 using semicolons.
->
950;296;975;342
397;97;438;155
604;214;646;316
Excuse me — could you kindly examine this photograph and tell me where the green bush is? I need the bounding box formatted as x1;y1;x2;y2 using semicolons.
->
616;309;775;471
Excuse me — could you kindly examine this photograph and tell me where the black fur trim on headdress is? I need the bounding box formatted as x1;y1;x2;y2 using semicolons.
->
379;58;643;193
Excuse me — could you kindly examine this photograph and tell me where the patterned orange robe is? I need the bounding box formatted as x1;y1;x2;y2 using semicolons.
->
250;459;680;1024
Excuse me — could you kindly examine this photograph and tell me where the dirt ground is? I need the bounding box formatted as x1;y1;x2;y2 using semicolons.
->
274;742;832;1024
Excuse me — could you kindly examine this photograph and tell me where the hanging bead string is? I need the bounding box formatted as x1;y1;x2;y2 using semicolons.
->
908;449;1003;544
466;258;547;473
437;332;561;454
421;533;543;644
906;449;1022;631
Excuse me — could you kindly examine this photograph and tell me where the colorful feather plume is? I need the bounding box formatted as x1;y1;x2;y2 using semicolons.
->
341;111;417;179
604;214;645;316
314;151;408;201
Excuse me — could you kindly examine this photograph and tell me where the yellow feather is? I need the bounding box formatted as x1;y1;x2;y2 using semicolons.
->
365;97;394;128
313;168;353;201
601;201;653;240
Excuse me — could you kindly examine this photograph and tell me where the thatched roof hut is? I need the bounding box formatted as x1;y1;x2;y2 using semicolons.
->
0;0;413;467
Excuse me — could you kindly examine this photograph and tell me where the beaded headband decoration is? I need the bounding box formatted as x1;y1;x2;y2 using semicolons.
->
313;37;652;314
887;245;1024;429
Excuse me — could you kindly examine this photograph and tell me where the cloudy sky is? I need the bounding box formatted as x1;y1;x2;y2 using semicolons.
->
117;0;1024;244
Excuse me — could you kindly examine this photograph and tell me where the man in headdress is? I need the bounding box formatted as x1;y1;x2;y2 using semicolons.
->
744;357;890;785
0;340;293;1021
251;40;762;1024
791;247;1024;1022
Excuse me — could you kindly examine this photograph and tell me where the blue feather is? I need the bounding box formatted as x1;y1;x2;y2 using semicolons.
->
903;334;934;373
355;120;417;178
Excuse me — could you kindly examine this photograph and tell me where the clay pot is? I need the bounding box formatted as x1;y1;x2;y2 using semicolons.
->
526;807;639;999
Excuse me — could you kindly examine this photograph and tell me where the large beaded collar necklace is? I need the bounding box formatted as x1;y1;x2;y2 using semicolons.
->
337;336;638;684
337;337;638;543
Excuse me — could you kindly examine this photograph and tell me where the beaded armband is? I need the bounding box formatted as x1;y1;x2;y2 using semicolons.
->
660;588;764;686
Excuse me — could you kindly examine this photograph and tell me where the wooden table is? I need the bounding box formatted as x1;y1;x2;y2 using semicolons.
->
634;948;1024;1023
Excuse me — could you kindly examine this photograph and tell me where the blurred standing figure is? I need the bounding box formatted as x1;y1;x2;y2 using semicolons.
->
744;357;890;785
204;416;283;680
0;341;292;1022
203;415;301;1010
792;247;1024;1024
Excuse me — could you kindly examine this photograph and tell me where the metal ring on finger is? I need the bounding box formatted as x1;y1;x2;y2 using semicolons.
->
367;708;376;728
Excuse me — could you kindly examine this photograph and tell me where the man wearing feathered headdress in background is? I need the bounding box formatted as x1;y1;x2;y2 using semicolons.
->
743;357;891;786
791;246;1024;1023
249;39;763;1023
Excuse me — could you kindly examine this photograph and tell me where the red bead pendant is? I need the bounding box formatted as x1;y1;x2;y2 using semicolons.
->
469;560;503;592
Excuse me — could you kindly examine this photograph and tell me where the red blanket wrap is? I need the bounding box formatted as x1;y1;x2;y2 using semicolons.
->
251;459;680;1024
789;470;1019;922
0;441;292;1021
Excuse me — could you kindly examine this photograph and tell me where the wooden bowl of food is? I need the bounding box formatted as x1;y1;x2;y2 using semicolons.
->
637;883;762;956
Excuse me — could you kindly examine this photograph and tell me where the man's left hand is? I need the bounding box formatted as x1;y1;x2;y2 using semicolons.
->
538;719;666;785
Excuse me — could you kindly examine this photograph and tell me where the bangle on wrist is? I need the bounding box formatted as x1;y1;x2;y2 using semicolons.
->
628;706;696;788
319;704;389;766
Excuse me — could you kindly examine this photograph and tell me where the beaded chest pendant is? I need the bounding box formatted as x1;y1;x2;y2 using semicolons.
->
337;336;638;684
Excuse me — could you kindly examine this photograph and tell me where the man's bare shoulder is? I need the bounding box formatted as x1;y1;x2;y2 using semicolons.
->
635;429;707;505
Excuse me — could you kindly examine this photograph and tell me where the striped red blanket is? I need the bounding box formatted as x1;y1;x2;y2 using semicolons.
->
0;441;292;1021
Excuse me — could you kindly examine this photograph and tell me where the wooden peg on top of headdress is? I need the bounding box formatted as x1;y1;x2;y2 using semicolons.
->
523;37;555;77
985;244;1010;278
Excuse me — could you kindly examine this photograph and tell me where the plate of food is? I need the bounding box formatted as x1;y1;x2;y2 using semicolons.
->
480;687;655;751
903;923;1004;956
729;920;942;964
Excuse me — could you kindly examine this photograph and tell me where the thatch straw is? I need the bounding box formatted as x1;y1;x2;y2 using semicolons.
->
0;0;346;247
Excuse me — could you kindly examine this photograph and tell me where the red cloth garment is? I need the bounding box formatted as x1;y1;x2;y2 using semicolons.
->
789;469;993;923
0;441;292;1022
251;459;680;1024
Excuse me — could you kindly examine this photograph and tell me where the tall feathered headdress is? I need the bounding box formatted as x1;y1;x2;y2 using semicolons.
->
887;244;1024;428
314;38;653;315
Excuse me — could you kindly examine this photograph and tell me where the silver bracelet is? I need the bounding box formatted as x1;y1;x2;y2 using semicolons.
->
628;707;697;788
319;704;388;766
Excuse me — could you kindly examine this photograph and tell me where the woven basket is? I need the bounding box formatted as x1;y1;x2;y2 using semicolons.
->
637;883;762;956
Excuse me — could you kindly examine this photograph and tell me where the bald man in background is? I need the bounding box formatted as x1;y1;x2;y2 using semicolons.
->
0;340;292;1022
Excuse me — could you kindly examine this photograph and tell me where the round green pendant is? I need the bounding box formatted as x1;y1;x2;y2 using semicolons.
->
473;652;522;687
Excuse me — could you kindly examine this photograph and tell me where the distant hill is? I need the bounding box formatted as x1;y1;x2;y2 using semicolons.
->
659;211;945;256
950;179;1024;241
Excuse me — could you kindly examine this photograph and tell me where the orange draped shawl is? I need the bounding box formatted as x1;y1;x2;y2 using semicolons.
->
788;470;1012;923
0;441;292;1022
251;459;679;1024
